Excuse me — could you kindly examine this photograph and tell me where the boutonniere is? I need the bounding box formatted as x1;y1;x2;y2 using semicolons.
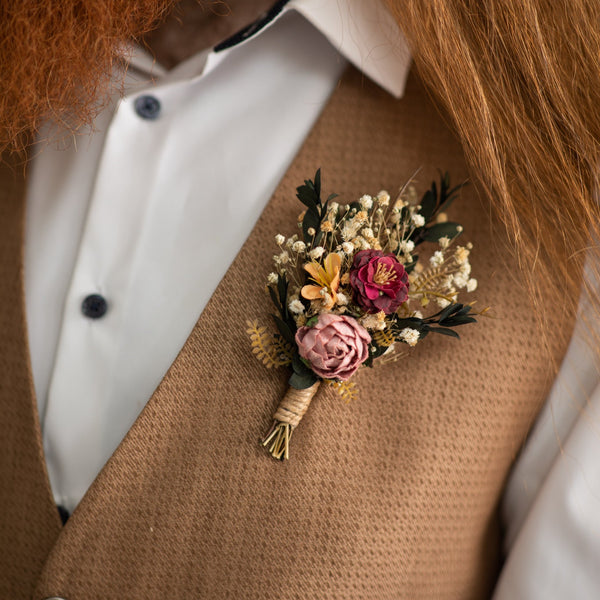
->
248;170;487;460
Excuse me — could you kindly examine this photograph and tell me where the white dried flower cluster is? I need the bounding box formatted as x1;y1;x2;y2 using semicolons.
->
292;241;306;253
430;250;444;267
341;209;369;242
289;299;305;314
453;273;469;289
389;210;401;226
400;240;415;253
352;236;371;250
275;234;285;245
377;190;390;206
455;245;470;264
360;311;387;331
342;242;354;254
359;195;373;210
267;272;278;285
336;292;349;306
411;214;425;228
438;236;450;249
362;227;374;239
399;327;420;347
309;246;325;259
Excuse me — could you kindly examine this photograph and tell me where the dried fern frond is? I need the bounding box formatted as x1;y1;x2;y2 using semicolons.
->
410;265;449;294
373;329;395;348
326;380;358;403
246;320;292;369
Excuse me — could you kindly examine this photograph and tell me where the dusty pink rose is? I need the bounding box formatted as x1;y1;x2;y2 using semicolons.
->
295;313;371;381
349;249;409;314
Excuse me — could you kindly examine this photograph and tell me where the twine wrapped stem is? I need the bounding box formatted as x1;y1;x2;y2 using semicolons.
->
262;381;321;460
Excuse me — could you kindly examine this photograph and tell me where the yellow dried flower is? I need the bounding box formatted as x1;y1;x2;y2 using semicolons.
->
301;253;342;310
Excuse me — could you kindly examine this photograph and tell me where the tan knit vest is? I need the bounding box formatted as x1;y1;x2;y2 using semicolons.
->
0;69;573;599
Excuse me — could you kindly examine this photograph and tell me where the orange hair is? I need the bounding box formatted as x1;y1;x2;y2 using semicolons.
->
388;0;600;359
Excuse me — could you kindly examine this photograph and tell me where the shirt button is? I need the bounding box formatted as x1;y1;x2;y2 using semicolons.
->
81;294;108;319
134;95;161;120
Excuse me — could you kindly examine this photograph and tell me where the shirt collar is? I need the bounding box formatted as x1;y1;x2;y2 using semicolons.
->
290;0;411;98
127;0;411;98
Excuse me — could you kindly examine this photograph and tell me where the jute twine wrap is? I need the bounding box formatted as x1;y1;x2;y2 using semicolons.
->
262;381;321;460
273;382;320;428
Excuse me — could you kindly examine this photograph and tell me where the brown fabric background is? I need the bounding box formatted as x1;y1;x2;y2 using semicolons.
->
0;69;573;599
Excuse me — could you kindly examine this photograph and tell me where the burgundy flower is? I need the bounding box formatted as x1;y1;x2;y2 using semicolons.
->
295;313;371;381
349;250;409;314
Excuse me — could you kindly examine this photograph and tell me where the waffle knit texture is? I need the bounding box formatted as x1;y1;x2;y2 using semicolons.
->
0;69;574;599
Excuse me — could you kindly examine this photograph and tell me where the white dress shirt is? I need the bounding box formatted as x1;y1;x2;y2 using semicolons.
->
25;1;411;514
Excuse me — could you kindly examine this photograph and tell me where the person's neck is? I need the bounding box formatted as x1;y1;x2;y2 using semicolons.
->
142;0;278;70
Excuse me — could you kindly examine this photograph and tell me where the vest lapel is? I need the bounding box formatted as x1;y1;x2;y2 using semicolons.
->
0;152;62;598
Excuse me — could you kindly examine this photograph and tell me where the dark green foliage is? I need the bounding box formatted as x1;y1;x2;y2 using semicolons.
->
289;352;319;389
410;172;468;247
391;303;477;342
269;273;298;345
297;168;336;246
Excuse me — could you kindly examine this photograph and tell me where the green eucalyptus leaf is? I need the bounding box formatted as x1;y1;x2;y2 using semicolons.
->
419;189;437;221
276;274;289;319
444;316;477;326
369;343;389;361
289;371;319;390
394;317;425;332
306;315;319;328
422;222;462;242
437;303;463;323
296;185;319;211
302;209;321;242
292;352;312;375
273;315;296;345
314;168;321;198
427;326;460;338
268;285;282;314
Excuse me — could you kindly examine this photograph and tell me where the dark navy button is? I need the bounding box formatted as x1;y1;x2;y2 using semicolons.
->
81;294;108;319
134;95;161;120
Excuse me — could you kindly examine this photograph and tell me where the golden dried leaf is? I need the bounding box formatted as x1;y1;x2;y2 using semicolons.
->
327;380;358;404
246;320;292;369
373;329;395;348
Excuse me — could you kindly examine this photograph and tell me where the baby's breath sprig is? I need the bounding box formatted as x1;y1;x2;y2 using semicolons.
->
251;169;487;460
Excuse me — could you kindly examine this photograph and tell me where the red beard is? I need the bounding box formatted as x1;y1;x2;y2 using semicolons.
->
0;0;177;153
